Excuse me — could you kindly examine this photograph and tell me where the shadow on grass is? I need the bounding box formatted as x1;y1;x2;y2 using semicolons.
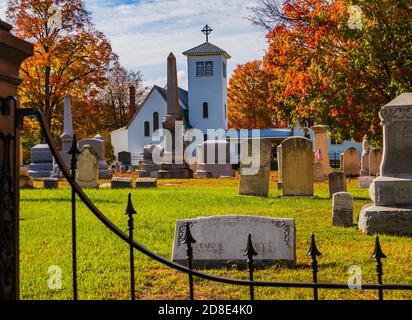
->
22;198;123;204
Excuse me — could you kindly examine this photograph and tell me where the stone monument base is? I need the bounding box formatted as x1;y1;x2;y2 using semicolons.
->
358;204;412;235
139;160;160;178
195;163;233;178
157;163;192;179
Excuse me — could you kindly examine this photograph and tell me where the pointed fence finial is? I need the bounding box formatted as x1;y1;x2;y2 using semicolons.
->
243;234;258;258
307;234;322;258
371;235;386;260
125;193;137;217
183;222;196;245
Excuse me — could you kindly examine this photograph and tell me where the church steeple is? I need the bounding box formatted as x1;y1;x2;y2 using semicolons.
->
183;26;230;132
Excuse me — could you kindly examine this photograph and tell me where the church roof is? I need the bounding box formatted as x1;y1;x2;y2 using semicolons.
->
155;85;188;109
126;85;189;129
183;42;231;59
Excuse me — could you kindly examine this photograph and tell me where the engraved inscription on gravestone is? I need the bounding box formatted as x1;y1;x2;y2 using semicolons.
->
172;216;296;268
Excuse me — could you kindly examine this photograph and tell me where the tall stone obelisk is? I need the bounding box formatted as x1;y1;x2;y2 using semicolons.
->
51;94;74;177
61;94;74;153
157;53;192;179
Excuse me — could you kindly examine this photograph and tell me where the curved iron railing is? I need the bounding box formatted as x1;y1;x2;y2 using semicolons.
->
17;108;412;301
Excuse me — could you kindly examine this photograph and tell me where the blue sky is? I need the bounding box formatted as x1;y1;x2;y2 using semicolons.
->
0;0;268;89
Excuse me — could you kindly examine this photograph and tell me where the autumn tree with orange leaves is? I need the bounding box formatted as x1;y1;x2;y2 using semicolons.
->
249;0;411;145
228;60;276;129
7;0;117;133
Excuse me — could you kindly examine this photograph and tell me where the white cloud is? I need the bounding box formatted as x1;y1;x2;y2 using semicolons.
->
0;0;268;89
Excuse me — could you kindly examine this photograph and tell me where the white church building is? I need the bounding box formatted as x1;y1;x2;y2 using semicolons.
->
111;31;230;164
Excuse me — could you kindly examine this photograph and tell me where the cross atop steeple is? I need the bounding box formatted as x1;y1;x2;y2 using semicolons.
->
201;24;213;42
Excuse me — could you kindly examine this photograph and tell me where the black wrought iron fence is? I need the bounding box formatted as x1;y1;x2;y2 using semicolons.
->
15;108;412;301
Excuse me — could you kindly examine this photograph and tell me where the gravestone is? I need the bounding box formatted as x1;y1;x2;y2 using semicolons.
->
136;178;158;188
44;178;58;189
195;140;234;178
313;162;325;182
360;135;370;176
358;176;374;188
343;147;360;177
111;177;133;189
79;134;112;179
239;139;272;197
276;145;283;189
139;144;161;177
76;145;99;189
281;137;313;196
332;192;353;227
328;172;346;197
118;151;132;168
369;148;383;176
359;93;412;235
172;216;296;268
312;125;333;177
28;143;53;178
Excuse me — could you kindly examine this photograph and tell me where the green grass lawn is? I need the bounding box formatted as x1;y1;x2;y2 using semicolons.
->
19;177;412;300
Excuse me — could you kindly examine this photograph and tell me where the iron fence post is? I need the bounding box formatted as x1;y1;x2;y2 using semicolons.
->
125;193;137;300
183;222;196;300
68;135;80;300
307;234;322;300
372;235;386;301
243;234;258;300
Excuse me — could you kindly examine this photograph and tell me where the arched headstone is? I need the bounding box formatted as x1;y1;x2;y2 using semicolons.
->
343;147;360;177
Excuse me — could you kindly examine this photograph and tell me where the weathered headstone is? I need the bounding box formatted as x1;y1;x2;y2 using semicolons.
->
139;144;161;177
276;145;283;189
239;139;272;197
312;125;333;176
281;137;313;196
360;135;370;176
28;143;53;178
343;147;360;177
195;140;234;178
44;177;59;189
76;145;99;188
332;192;353;227
111;177;133;189
118;151;132;168
136;178;158;188
328;172;346;197
358;176;374;188
359;93;412;235
313;162;325;182
369;148;383;176
172;216;296;268
79;134;112;179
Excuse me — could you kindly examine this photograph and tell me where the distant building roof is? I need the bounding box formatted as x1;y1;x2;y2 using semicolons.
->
183;42;231;59
125;85;189;129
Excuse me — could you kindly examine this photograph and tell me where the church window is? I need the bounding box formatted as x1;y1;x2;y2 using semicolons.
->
153;112;159;132
196;62;205;77
223;62;227;78
205;61;213;76
203;102;209;119
144;121;150;137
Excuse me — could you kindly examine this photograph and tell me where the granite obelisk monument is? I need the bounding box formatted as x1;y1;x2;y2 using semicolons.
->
157;53;192;179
